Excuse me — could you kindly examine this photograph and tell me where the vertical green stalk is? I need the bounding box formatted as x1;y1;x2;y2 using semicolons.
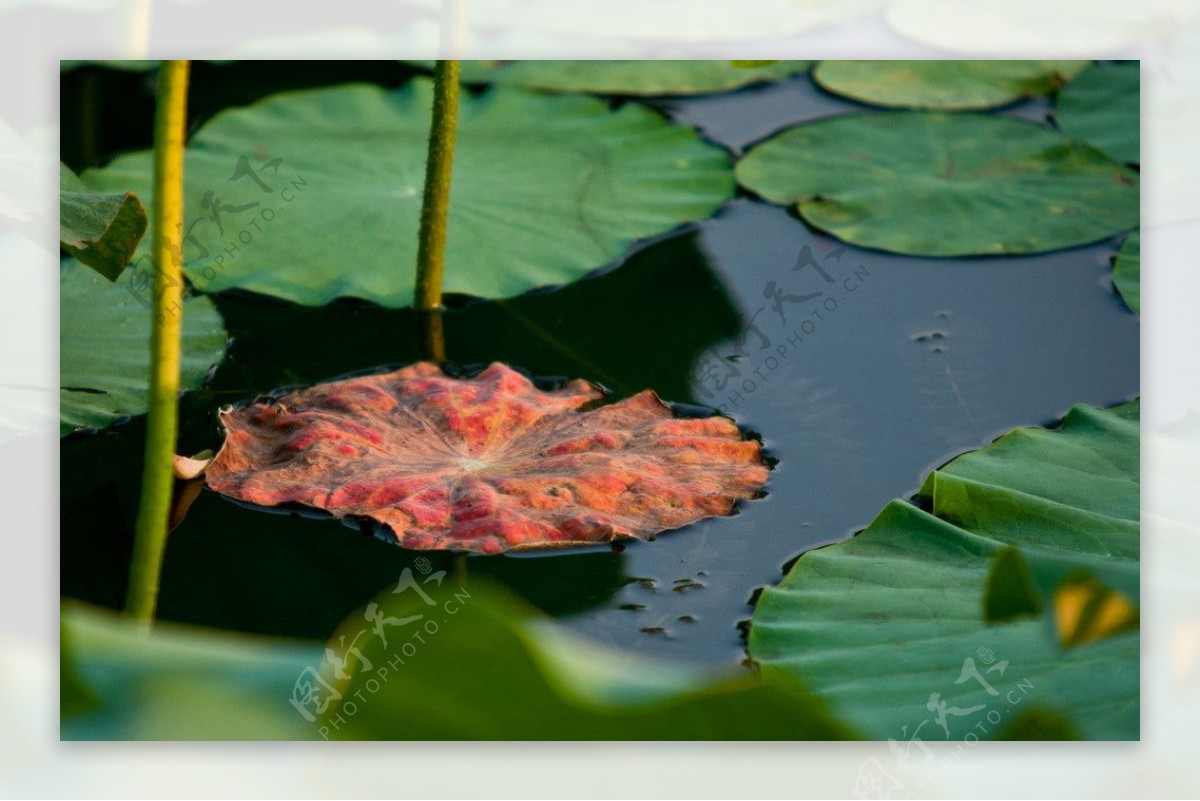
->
418;309;446;362
126;60;190;624
414;59;461;311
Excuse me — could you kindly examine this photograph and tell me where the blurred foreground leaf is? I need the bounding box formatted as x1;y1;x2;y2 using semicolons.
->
1054;574;1140;650
62;581;855;740
983;547;1043;623
315;580;853;739
61;602;317;740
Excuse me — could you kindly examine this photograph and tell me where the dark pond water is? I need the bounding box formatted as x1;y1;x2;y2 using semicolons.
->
59;64;1139;667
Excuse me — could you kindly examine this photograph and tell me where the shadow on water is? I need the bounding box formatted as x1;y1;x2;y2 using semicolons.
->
59;62;1139;666
198;228;741;416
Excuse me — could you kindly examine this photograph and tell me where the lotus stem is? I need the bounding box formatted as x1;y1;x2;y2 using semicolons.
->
414;59;460;311
127;59;190;623
418;308;446;362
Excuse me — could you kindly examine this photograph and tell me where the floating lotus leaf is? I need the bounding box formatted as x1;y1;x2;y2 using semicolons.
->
60;258;228;435
83;80;733;307
749;401;1139;740
451;60;812;96
812;60;1086;110
1112;231;1140;314
1055;61;1140;166
735;111;1139;256
204;363;769;554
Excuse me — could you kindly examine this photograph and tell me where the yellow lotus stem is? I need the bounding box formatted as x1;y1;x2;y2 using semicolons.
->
126;59;190;623
414;59;461;311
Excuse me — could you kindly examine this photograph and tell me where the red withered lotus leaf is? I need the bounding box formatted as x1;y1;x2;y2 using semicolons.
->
205;363;769;554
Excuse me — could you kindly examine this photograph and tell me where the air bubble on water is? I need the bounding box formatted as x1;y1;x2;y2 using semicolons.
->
621;576;658;592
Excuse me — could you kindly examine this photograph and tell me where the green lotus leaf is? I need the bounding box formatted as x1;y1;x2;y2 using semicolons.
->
749;401;1140;740
61;581;855;740
60;163;147;281
736;111;1139;256
318;580;854;739
813;60;1086;109
60;258;228;435
451;59;812;96
1055;61;1140;165
1112;231;1140;313
60;600;318;740
83;79;734;307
